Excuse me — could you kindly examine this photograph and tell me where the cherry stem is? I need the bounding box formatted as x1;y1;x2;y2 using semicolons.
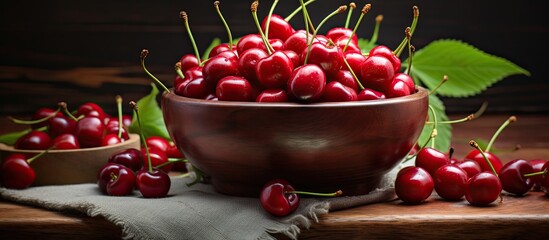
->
405;28;414;75
264;0;280;40
9;108;61;125
342;57;365;90
214;1;233;51
298;0;310;46
343;3;371;52
394;6;419;57
284;0;316;22
485;116;517;153
57;102;79;122
344;2;356;29
26;147;52;164
173;172;192;179
186;165;205;187
429;75;448;95
368;15;383;47
175;62;185;79
140;49;171;93
180;11;203;66
251;1;274;54
286;190;343;197
168;158;189;163
110;172;118;181
130;101;152;173
469;140;498;176
426;114;475;125
523;169;548;177
428;104;438;149
304;5;348;64
115;95;123;139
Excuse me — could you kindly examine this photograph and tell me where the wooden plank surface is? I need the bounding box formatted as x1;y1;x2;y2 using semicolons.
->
1;114;548;239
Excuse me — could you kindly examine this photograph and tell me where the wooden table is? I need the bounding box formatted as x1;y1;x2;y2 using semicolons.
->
1;114;549;239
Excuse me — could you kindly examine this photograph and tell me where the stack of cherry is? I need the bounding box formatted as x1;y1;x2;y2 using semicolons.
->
395;116;549;206
173;1;415;103
12;101;132;150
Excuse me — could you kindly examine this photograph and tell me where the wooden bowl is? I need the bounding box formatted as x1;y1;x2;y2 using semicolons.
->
0;134;140;186
162;88;429;197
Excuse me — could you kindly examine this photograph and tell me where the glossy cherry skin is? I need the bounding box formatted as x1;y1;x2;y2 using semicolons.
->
360;55;395;92
415;147;450;176
101;134;122;146
238;48;268;83
326;27;358;46
1;153;36;189
454;160;482;179
76;102;106;122
369;45;401;73
385;77;412;98
266;39;284;52
287;64;326;103
145;136;170;153
334;36;361;53
464;150;503;174
31;107;63;129
330;70;359;92
321;81;358;102
303;42;343;77
282;50;301;69
52;133;80;149
344;52;366;76
179;54;200;73
202;52;239;90
14;130;52;150
260;179;299;217
182;77;212;99
105;119;129;141
283;30;317;56
136;168;171;198
216;76;253;102
208;43;234;58
261;14;294;41
48;116;76;137
530;159;547;191
97;163;135;196
434;164;469;201
540;161;549;195
393;73;415;93
395;166;434;204
256;51;294;88
357;88;386;101
465;172;502;206
499;159;534;196
256;89;289;102
142;148;171;173
236;34;265;54
108;148;144;172
75;116;105;148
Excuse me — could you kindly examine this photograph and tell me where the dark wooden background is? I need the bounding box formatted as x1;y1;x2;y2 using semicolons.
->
1;0;547;116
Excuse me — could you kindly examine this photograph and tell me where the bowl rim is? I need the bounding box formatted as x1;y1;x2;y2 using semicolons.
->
163;86;428;108
0;133;140;154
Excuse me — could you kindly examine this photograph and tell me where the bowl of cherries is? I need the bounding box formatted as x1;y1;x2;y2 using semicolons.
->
158;1;429;196
0;98;140;187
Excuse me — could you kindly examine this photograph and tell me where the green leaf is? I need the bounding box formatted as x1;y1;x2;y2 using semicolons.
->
201;38;221;60
417;94;452;152
409;39;530;97
129;83;171;140
357;38;376;53
0;128;32;146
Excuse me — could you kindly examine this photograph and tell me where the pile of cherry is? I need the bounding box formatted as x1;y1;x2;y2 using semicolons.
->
172;1;414;103
396;116;549;206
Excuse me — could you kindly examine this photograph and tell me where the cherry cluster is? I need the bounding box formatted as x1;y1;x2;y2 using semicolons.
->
171;1;416;103
11;99;132;151
396;116;549;206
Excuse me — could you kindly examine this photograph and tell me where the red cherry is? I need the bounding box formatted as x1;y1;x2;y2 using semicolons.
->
283;30;318;56
499;159;534;196
386;77;412;98
141;148;171;173
97;163;136;196
31;107;63;129
182;77;212;99
238;48;268;83
261;14;295;41
464;150;503;174
360;55;395;92
303;42;343;77
109;148;144;172
145;136;170;153
216;76;253;102
454;160;482;179
179;54;200;73
530;159;547;191
105;119;130;140
343;51;366;76
415;147;450;176
334;36;361;53
101;133;122;146
260;179;299;217
266;39;284;52
166;143;184;159
236;34;265;54
75;116;105;148
1;153;36;189
326;27;358;46
202;52;240;90
465;172;502;206
330;70;359;92
540;162;549;195
14;130;52;150
282;50;301;68
357;88;386;101
369;45;401;73
395;166;434;204
393;73;415;93
256;89;289;103
136;168;171;198
76;102;106;122
48;116;77;138
208;43;234;58
434;164;469;201
321;81;358;102
52;133;80;150
287;64;326;102
256;51;294;88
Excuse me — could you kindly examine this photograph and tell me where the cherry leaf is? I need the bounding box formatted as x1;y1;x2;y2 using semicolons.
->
129;83;171;140
407;39;529;98
417;94;452;152
0;128;32;146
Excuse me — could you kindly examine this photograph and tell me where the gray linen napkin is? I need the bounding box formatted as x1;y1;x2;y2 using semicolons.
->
0;160;412;240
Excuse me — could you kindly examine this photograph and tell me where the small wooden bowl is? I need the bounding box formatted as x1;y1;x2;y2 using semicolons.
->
0;134;140;186
162;88;429;197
